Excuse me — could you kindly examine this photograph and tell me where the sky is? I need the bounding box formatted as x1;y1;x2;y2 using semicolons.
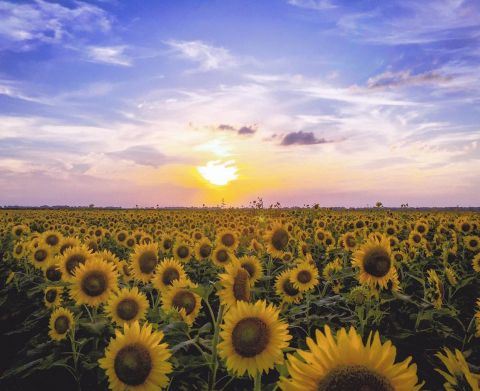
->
0;0;479;207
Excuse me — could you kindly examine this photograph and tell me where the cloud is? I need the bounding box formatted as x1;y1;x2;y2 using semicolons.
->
238;126;256;135
216;124;257;136
287;0;337;10
107;145;169;167
165;40;236;71
85;45;132;66
367;70;453;89
280;131;331;145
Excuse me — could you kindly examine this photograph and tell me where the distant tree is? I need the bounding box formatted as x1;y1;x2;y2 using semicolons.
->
375;201;383;208
89;204;94;208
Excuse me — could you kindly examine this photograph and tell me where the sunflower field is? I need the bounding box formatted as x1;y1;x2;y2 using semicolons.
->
0;208;479;391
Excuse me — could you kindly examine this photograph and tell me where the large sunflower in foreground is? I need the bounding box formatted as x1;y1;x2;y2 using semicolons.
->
218;300;291;377
152;258;187;293
217;260;251;308
130;243;159;283
352;235;395;289
99;321;172;391
49;307;75;341
278;325;423;391
161;279;202;326
70;257;118;307
105;287;149;327
265;223;290;258
435;348;480;391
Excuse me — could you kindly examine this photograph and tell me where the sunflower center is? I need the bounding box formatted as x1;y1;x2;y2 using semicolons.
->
139;251;158;273
222;233;235;247
297;270;312;284
81;271;107;297
417;225;425;233
45;289;57;303
386;227;395;236
272;229;289;251
241;262;255;278
172;291;196;315
117;298;139;320
15;245;23;255
162;267;180;286
412;234;421;243
163;239;173;250
346;237;356;248
66;254;87;276
15;228;23;236
176;246;189;259
123;264;131;276
461;223;470;232
470;239;478;248
118;233;126;241
363;249;391;278
232;317;270;358
216;249;229;263
46;234;59;246
127;238;135;247
114;343;152;386
282;279;299;296
233;269;250;302
60;243;73;255
46;266;62;281
317;365;394;391
34;249;48;262
199;244;212;258
54;315;70;334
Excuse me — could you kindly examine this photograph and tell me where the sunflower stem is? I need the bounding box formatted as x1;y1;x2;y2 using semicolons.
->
253;372;262;391
84;305;94;322
208;304;224;391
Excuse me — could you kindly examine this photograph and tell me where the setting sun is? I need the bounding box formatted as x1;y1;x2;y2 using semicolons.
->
197;160;238;186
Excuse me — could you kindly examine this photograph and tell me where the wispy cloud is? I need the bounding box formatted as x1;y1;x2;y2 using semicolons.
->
216;124;257;136
85;45;132;66
287;0;337;11
165;40;236;71
280;131;332;145
107;145;170;167
366;70;453;89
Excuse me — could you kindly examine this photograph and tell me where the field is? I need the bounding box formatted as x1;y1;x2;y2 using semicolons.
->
0;208;479;391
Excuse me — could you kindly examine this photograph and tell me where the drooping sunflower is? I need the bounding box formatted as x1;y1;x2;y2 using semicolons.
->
425;269;443;309
476;299;480;337
435;348;480;391
49;307;75;341
105;287;149;327
472;253;480;273
130;243;159;283
161;280;202;326
212;246;235;268
216;229;239;251
218;300;291;377
238;255;263;285
218;260;251;308
59;245;93;282
44;286;63;308
151;258;187;293
265;223;290;258
69;257;118;307
352;235;395;289
290;261;319;292
278;325;423;391
99;321;172;391
275;269;303;304
194;237;213;261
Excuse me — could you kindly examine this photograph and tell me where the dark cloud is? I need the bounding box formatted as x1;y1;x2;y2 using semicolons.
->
280;131;330;146
238;126;256;135
218;124;236;131
216;124;257;136
367;70;452;89
107;145;169;167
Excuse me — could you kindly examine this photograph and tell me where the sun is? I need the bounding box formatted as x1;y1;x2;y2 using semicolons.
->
197;160;238;186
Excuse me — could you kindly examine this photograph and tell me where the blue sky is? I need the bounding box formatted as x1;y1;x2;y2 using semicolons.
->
0;0;479;207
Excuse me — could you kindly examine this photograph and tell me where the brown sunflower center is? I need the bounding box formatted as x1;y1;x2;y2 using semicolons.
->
363;249;391;278
45;289;57;303
117;232;126;242
272;228;289;251
162;267;180;286
317;232;325;241
199;244;212;258
34;249;48;262
297;270;312;284
163;239;173;250
114;343;152;386
81;271;107;297
232;317;270;358
317;365;394;391
117;298;139;321
386;227;395;236
126;238;135;247
461;223;470;232
282;278;299;296
66;254;87;276
233;269;250;302
176;245;189;259
46;266;62;281
172;291;196;315
346;236;356;248
222;233;235;247
417;225;426;233
412;234;421;243
15;245;23;254
54;315;70;334
469;239;478;248
46;234;59;246
138;251;158;274
14;228;23;236
241;262;255;278
216;249;229;263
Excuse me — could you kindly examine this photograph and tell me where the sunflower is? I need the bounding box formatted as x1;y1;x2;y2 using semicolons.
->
41;230;63;253
58;237;81;256
275;269;303;304
130;243;159;283
340;232;357;251
464;235;480;252
414;221;429;236
194;237;213;261
125;235;137;249
249;238;264;254
59;245;93;282
218;300;291;377
99;321;172;391
29;243;51;270
435;348;480;391
115;230;129;245
352;235;395;289
172;240;192;263
69;257;118;307
476;299;480;337
152;258;187;293
49;307;75;341
44;286;62;308
218;260;251;308
290;261;319;292
44;257;62;282
216;229;239;249
445;266;458;286
408;231;424;248
12;241;26;260
161;280;202;326
238;255;263;285
160;235;174;253
265;223;290;258
472;253;480;272
11;224;29;238
278;325;423;391
105;287;149;327
425;269;443;309
212;246;235;268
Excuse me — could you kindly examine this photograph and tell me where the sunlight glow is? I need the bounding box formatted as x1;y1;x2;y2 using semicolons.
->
197;160;238;186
